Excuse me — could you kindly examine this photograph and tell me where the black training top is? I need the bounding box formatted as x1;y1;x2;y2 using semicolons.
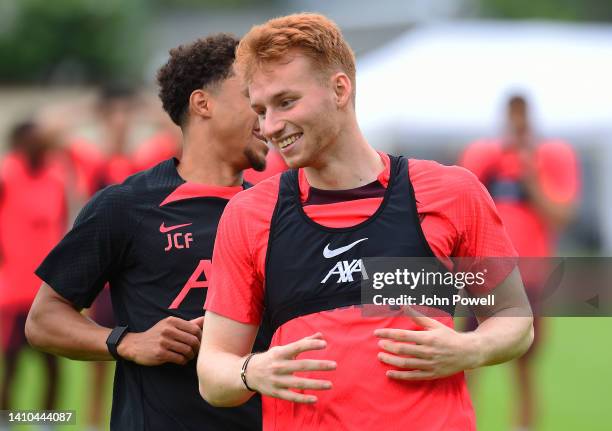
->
37;159;263;431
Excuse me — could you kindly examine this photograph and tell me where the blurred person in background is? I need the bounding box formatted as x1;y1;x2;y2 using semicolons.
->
460;94;579;431
131;115;181;173
37;86;134;202
39;84;140;431
0;120;66;428
62;84;138;197
25;34;269;431
90;84;138;187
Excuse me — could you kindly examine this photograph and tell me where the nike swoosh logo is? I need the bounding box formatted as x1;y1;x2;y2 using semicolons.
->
323;238;368;259
159;222;193;233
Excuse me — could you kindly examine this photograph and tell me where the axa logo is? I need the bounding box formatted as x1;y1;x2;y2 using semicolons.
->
160;222;194;251
321;259;367;283
321;238;369;284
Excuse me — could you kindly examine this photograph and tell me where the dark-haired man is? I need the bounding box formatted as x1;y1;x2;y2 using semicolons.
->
26;34;268;431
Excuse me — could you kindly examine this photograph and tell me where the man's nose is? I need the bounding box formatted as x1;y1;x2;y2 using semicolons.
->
261;111;284;141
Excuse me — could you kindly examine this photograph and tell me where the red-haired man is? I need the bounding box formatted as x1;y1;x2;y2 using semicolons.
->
198;13;534;431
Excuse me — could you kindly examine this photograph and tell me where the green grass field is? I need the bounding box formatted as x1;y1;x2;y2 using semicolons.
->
2;318;611;430
473;317;612;431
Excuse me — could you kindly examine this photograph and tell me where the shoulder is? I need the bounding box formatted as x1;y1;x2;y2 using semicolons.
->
82;159;181;216
409;159;485;199
463;138;502;153
459;139;502;172
100;160;173;199
116;158;180;202
121;158;171;186
538;138;573;151
537;139;576;162
0;152;24;171
217;174;282;253
70;181;146;244
67;138;105;166
225;173;281;216
78;182;135;218
408;159;495;227
0;154;20;191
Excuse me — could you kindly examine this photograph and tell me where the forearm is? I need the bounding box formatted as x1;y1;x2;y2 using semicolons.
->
466;266;534;367
469;314;534;368
197;349;254;407
26;294;113;361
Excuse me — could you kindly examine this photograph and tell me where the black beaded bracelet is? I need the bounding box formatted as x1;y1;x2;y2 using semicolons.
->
240;353;258;392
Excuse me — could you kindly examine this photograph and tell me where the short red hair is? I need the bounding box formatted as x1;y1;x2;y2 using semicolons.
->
236;13;356;96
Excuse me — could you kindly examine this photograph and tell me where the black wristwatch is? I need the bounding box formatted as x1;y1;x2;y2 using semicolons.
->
106;326;129;360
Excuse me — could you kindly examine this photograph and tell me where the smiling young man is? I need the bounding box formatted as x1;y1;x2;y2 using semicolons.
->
197;14;533;431
25;34;268;431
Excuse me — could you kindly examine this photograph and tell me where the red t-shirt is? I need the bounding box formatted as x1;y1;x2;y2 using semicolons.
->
103;154;135;185
206;153;516;431
0;153;68;309
132;131;180;173
66;138;106;198
460;139;579;256
67;138;137;194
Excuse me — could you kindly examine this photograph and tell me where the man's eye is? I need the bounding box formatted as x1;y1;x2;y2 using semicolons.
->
280;99;294;108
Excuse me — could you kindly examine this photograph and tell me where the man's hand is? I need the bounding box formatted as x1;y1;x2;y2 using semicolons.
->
245;333;336;403
118;316;204;366
375;312;481;381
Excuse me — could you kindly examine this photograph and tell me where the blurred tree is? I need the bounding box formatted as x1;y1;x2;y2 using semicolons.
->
0;0;150;84
151;0;279;8
478;0;612;22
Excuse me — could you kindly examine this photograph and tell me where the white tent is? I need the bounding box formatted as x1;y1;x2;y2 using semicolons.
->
355;21;612;254
356;20;612;143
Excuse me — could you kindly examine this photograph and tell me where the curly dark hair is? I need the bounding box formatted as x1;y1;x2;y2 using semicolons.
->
157;33;239;126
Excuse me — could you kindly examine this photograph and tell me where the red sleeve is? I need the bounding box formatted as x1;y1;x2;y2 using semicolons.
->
204;176;280;325
537;140;579;204
411;159;517;259
411;160;517;293
456;168;517;258
454;170;520;291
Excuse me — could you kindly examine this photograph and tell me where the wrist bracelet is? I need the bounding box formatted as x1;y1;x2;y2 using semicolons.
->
106;326;129;361
240;353;258;392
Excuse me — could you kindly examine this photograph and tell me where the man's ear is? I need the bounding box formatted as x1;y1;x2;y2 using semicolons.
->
331;72;352;108
189;89;212;119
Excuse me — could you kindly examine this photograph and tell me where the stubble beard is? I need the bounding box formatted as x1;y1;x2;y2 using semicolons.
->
244;146;267;172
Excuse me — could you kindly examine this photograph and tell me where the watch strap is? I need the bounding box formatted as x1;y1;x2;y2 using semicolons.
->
106;326;129;360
